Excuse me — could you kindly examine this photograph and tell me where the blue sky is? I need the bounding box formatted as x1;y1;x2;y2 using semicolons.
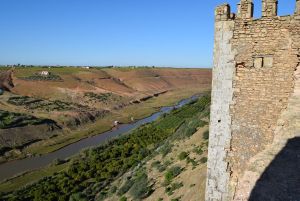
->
0;0;295;67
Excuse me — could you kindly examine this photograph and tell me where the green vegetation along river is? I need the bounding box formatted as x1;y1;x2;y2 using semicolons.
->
0;94;203;182
1;94;211;201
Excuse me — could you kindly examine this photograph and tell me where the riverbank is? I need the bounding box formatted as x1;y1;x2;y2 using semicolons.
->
26;89;207;154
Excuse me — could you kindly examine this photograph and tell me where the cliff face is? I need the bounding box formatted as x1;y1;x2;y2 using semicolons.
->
207;1;300;200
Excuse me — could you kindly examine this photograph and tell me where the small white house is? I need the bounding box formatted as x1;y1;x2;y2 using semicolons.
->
39;71;50;76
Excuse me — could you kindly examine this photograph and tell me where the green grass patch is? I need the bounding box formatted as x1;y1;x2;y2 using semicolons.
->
0;110;56;129
0;163;69;193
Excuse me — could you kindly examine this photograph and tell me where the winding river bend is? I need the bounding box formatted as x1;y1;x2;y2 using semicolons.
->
0;95;198;182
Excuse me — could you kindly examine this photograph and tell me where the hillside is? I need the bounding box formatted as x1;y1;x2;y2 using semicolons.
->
0;67;211;163
0;94;210;201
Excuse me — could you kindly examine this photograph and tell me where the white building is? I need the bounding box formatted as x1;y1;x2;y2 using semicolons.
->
39;71;49;76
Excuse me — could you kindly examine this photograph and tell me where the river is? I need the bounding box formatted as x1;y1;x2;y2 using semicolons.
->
0;95;199;182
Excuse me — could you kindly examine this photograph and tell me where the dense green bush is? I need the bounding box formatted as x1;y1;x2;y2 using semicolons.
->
151;160;168;173
164;166;182;185
178;152;188;160
129;172;152;199
193;146;204;155
119;196;127;201
203;130;209;140
69;193;88;201
200;157;208;164
118;179;134;196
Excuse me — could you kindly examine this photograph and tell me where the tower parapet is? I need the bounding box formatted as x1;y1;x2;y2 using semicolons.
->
237;0;253;19
296;0;300;15
215;4;232;21
207;0;300;200
262;0;278;17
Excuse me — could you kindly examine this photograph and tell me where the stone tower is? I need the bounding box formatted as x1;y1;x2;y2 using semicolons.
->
206;0;300;200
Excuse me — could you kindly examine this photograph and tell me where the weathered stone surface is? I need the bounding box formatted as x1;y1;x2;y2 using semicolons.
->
206;1;300;200
206;18;235;201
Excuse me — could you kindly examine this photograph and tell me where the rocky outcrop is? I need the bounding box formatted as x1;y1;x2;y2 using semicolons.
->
0;70;14;92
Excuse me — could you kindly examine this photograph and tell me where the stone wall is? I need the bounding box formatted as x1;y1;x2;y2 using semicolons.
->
206;0;300;200
206;4;235;200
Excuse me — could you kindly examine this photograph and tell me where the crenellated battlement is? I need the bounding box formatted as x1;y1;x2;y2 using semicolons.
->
237;0;253;19
296;0;300;15
215;4;232;21
215;0;300;22
262;0;278;17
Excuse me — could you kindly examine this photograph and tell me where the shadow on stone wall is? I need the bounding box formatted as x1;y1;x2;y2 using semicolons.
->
249;137;300;201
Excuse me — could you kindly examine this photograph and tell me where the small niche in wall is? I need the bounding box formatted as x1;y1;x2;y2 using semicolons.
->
264;57;273;68
253;56;273;68
254;57;263;68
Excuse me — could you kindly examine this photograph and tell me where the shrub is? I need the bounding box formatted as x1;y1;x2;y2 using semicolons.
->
151;161;167;172
165;182;184;196
164;166;182;184
160;143;172;157
129;173;152;199
118;179;134;195
178;152;188;160
164;160;172;166
200;157;208;164
193;147;203;155
95;191;108;201
169;166;182;177
69;193;88;201
119;196;127;201
151;161;161;168
203;130;209;140
158;165;167;172
186;157;198;167
171;197;181;201
109;185;117;194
